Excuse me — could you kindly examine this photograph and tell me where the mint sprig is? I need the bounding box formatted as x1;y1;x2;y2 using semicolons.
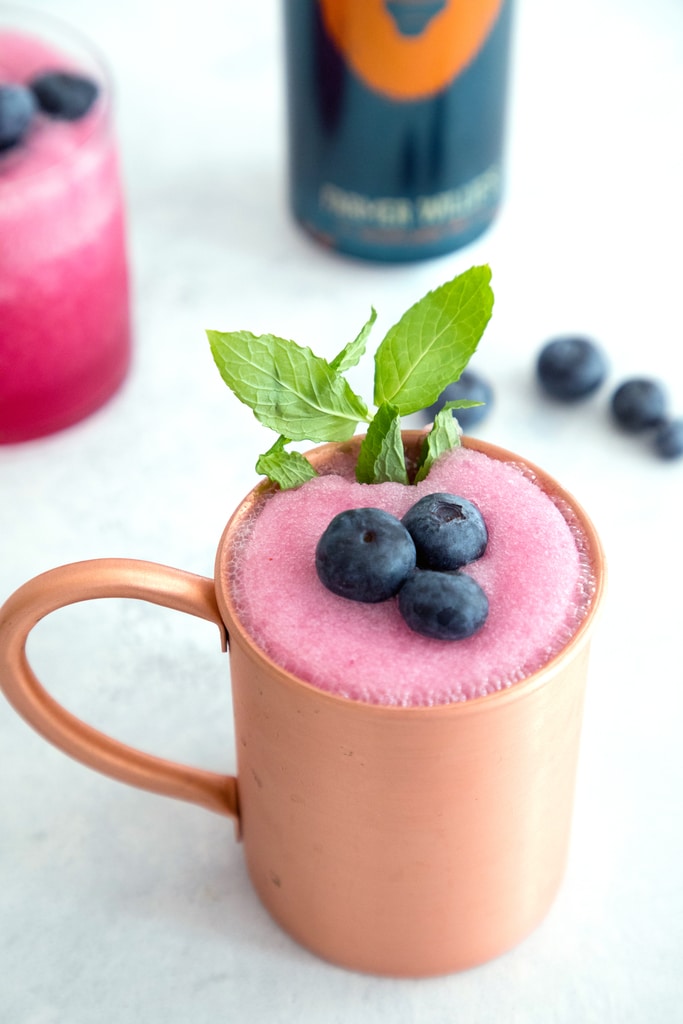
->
207;265;493;488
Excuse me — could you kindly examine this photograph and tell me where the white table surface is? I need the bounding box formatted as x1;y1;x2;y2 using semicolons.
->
2;1;682;1020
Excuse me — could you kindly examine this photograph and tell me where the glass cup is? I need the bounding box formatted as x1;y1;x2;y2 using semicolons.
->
0;434;606;976
0;5;131;443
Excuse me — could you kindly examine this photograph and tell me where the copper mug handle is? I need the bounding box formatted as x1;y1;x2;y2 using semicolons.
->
0;559;238;822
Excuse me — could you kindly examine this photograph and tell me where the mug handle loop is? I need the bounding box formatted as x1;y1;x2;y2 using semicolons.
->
0;559;239;824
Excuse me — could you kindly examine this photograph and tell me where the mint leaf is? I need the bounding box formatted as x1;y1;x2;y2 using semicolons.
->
207;330;369;442
330;307;377;373
356;403;408;484
255;436;318;490
414;406;462;483
446;400;484;411
427;399;485;422
373;265;494;415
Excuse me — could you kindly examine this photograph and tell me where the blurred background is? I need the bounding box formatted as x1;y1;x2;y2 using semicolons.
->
1;1;682;1021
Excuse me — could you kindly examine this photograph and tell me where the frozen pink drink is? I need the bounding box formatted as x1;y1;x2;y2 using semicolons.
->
230;443;595;706
0;13;130;443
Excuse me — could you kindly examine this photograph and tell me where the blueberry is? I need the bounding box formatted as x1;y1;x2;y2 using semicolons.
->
0;84;36;152
653;418;683;459
537;336;608;400
401;493;487;571
30;71;99;121
398;570;489;641
424;369;494;432
611;378;667;432
316;507;416;603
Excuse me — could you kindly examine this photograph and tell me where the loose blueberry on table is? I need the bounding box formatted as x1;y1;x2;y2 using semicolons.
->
536;336;608;400
610;378;668;432
653;418;683;460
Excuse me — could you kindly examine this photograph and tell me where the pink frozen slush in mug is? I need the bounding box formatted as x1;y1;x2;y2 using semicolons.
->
0;5;131;443
0;431;606;977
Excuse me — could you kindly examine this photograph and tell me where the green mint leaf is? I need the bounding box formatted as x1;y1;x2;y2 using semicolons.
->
430;399;485;421
426;398;485;434
414;406;462;483
356;403;408;484
440;399;484;412
330;307;377;373
373;265;494;415
255;436;318;490
207;329;369;442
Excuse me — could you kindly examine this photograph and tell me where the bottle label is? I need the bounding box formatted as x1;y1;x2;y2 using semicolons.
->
319;165;501;232
319;0;504;100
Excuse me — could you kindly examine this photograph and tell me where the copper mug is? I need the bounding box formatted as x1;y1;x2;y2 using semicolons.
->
0;434;605;977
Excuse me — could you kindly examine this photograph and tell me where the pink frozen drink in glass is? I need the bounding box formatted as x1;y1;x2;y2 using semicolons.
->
0;7;130;443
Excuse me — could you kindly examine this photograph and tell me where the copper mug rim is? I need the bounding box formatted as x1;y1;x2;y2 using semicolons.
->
214;430;607;719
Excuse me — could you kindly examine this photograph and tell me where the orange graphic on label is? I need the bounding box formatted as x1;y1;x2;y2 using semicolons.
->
319;0;504;100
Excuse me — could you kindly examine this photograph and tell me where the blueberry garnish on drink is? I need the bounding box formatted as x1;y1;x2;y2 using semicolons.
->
398;570;489;642
30;71;99;120
1;70;99;161
315;508;416;603
0;84;36;151
401;492;487;570
315;493;489;640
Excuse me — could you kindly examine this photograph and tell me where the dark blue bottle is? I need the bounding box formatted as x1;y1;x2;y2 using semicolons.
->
284;0;514;262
